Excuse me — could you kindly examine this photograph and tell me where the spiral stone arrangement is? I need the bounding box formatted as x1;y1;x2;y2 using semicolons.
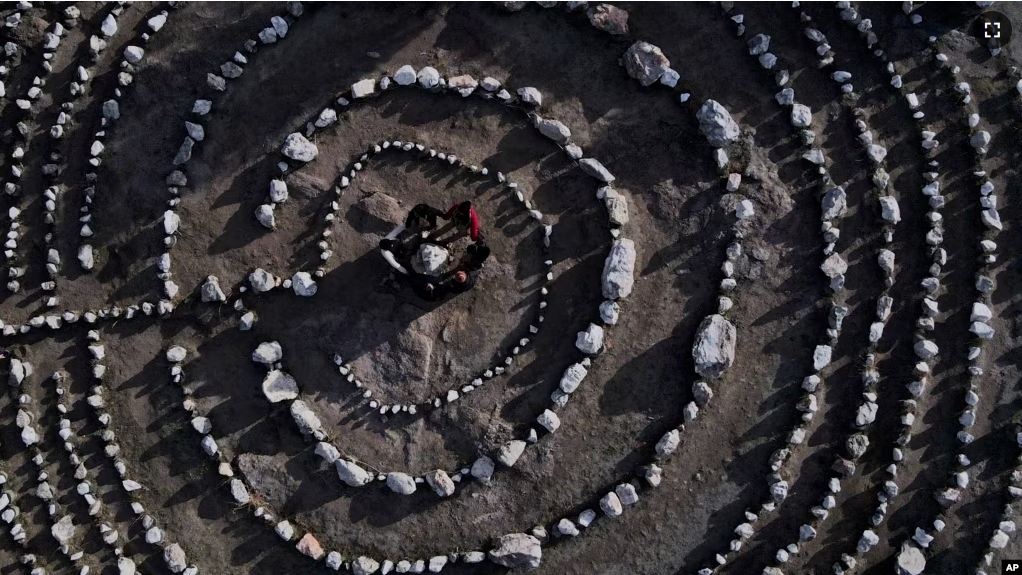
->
0;2;1018;574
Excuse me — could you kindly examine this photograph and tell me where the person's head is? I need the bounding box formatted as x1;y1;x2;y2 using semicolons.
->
380;239;396;251
456;201;472;218
454;271;468;283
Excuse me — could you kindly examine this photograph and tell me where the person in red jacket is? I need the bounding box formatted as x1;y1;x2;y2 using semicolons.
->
435;201;483;243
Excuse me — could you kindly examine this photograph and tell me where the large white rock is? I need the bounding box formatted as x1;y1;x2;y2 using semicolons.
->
353;556;380;575
255;204;275;229
790;103;812;128
51;515;75;545
351;79;376;99
914;340;938;359
575;323;604;354
201;275;227;302
697;100;740;147
386;472;417;495
497;440;527;467
425;470;455;497
336;460;372;487
813;345;833;371
412;244;449;276
290;400;322;435
880;196;901;223
164;543;187;573
488;533;542;570
692;314;736;380
820;253;847;278
249;268;275;292
281;132;318;162
252;341;282;364
601;239;636;299
261;370;298;403
101;14;118;36
537;409;561;433
292;272;317;296
537;118;571;143
622;41;671;86
269;179;288;203
393;65;417;85
78;244;94;270
971;302;992;322
559;363;588;393
167;346;187;363
579;158;615;182
163;210;180;234
896;542;925;575
123;45;145;64
821;186;847;220
417;66;440;89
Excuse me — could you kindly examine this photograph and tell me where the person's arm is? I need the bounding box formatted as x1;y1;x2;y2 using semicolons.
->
443;203;459;219
382;250;408;274
385;224;405;240
468;208;481;240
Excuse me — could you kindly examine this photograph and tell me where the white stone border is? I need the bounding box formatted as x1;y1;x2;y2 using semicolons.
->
249;137;553;415
735;5;911;572
0;10;76;295
159;2;305;300
49;368;153;575
677;5;873;571
890;25;1006;575
75;3;176;276
84;332;199;574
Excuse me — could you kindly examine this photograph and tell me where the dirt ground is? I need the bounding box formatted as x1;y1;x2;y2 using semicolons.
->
0;2;1020;575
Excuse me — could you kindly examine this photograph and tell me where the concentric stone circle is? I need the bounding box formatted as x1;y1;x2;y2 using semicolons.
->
0;2;1018;575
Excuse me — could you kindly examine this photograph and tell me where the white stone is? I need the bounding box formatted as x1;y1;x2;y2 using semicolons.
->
281;132;318;162
575;323;604;354
261;370;298;403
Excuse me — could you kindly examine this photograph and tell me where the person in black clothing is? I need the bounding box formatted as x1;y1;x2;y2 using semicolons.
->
404;203;445;232
447;270;478;294
410;273;446;302
463;241;490;271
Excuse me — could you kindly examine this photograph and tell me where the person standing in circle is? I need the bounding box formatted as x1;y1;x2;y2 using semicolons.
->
462;240;490;272
404;203;446;234
432;201;483;244
447;269;479;294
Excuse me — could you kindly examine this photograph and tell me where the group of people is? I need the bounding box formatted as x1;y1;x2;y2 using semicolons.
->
380;201;491;301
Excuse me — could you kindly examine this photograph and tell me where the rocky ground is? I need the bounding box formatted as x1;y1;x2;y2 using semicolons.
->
0;2;1019;575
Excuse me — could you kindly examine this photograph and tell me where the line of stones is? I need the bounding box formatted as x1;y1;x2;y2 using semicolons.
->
0;2;36;103
0;9;72;293
745;4;914;573
1;356;49;575
970;65;1022;575
0;4;64;193
8;357;86;574
674;6;866;572
159;2;305;300
888;30;1006;575
7;2;140;307
231;130;555;410
83;333;195;574
165;344;492;573
75;4;175;277
49;366;158;575
805;5;981;574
